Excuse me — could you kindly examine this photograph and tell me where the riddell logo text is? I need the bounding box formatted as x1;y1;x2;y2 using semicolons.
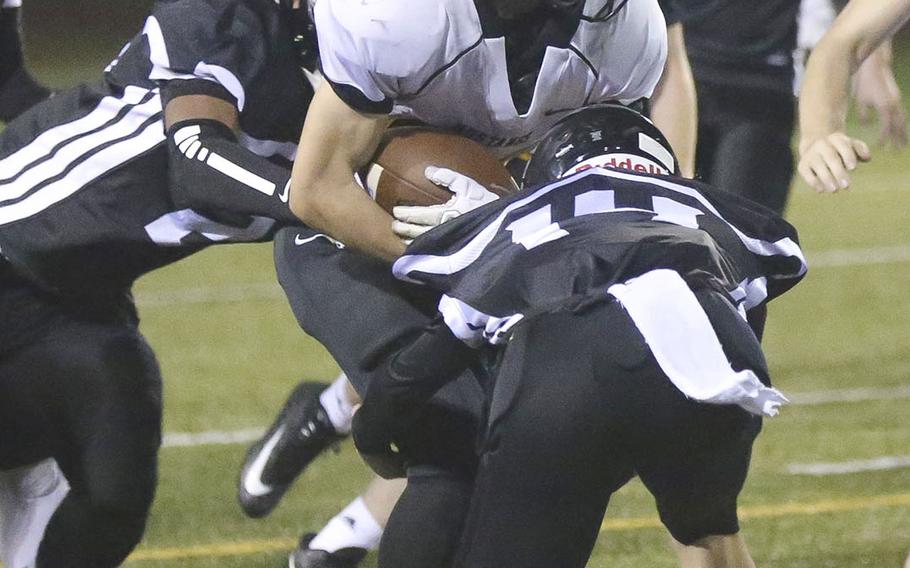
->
566;154;669;176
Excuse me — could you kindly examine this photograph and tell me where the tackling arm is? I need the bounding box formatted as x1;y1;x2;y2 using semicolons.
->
353;317;478;478
162;80;300;224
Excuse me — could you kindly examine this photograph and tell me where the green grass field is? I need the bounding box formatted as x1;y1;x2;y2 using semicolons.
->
13;28;910;568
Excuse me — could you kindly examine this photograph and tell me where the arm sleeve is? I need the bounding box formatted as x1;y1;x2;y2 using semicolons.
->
145;0;270;111
368;316;479;422
166;117;300;225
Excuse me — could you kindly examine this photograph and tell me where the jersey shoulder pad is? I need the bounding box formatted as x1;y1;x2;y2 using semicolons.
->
317;0;450;79
146;0;270;106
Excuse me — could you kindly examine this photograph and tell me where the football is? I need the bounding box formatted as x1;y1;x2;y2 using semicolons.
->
363;128;518;213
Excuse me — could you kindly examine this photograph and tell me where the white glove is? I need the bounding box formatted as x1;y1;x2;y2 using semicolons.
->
392;166;499;239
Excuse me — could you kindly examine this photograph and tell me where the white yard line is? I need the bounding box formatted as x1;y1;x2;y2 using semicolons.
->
134;244;910;308
164;429;910;477
161;385;910;450
163;390;910;478
786;386;910;476
162;428;264;448
135;282;283;307
809;244;910;269
788;384;910;406
787;456;910;476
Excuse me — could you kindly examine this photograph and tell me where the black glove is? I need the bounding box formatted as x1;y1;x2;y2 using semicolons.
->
351;391;409;479
352;318;478;478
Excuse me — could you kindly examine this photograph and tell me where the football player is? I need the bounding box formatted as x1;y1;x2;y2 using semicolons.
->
798;0;910;192
261;217;490;567
354;104;807;567
285;0;668;260
0;0;320;565
0;0;50;122
241;1;670;562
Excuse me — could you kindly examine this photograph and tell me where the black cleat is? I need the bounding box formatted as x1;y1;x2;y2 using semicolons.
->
289;534;368;568
0;66;51;122
238;382;348;518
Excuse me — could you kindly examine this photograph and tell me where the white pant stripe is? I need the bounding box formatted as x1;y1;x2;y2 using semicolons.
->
0;117;166;226
0;86;155;186
0;94;162;208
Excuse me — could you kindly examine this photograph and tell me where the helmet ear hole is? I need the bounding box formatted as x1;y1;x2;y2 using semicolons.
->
523;104;678;187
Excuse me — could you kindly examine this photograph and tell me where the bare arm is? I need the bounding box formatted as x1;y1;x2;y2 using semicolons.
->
797;0;910;192
852;40;907;149
289;83;402;261
650;23;697;178
164;93;239;132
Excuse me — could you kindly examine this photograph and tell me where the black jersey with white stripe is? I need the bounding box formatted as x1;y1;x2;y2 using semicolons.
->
0;0;312;297
392;168;806;346
106;0;312;147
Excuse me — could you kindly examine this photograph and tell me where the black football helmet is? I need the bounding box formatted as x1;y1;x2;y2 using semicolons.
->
276;0;319;72
522;104;679;187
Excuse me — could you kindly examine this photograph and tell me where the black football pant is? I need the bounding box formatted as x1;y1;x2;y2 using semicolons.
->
0;261;161;567
274;227;485;565
453;291;764;568
695;82;795;215
273;228;485;472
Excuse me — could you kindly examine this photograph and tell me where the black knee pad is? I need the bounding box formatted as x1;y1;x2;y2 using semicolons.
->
657;488;741;545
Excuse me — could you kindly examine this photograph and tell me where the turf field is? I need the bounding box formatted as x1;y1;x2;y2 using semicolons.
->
13;23;910;568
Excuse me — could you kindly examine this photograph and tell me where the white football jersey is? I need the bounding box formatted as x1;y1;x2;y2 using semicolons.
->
314;0;667;157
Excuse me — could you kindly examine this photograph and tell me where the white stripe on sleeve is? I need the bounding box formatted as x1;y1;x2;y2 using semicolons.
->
204;152;276;196
0;86;154;185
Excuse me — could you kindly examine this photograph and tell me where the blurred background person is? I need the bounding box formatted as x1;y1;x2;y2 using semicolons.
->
657;0;802;215
0;0;50;122
795;2;910;563
798;0;910;192
657;0;906;214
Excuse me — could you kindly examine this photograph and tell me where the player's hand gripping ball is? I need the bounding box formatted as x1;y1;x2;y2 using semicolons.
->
392;167;499;239
361;128;516;239
351;399;408;479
